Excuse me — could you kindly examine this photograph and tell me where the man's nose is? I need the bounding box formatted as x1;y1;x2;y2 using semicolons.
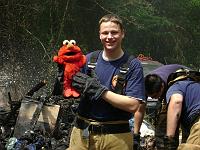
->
107;32;113;38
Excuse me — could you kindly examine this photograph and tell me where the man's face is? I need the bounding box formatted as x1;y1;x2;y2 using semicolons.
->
148;83;165;99
99;21;124;52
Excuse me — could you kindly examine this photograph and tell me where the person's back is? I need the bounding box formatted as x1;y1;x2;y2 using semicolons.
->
167;80;200;129
148;64;190;84
145;64;191;150
166;79;200;149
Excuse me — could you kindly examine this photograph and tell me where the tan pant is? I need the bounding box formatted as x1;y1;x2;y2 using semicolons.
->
178;117;200;150
67;127;133;150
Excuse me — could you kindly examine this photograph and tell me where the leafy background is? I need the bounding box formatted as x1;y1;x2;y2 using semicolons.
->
0;0;200;99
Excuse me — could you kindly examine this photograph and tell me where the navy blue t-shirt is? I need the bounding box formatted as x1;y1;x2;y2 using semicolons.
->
166;80;200;127
149;64;189;84
77;51;145;121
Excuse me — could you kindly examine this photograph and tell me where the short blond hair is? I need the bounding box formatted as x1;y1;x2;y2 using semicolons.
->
99;14;124;31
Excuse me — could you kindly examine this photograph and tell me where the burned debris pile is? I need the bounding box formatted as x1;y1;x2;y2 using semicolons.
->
0;81;79;150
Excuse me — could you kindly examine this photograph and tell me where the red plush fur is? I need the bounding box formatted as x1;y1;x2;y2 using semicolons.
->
53;40;86;97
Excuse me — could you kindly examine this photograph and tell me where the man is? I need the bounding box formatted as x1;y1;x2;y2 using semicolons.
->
165;69;200;150
145;64;190;150
68;14;146;150
145;64;190;99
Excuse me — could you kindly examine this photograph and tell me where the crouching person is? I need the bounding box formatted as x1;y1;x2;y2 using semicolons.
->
164;69;200;150
145;64;190;149
67;14;146;150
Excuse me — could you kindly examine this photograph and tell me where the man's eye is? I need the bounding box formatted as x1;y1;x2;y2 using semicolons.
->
111;31;118;35
101;32;108;35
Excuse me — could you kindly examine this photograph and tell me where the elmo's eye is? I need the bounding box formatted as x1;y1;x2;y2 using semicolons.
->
63;40;69;45
70;40;76;45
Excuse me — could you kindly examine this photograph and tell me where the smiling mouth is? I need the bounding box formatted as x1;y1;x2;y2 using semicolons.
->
106;44;114;47
106;43;112;45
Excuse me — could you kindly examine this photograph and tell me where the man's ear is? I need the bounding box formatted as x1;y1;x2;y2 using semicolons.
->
99;31;102;40
161;82;165;89
122;29;125;39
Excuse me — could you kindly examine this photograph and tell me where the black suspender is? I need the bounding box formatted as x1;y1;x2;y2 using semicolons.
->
87;50;134;94
87;50;101;69
115;55;135;94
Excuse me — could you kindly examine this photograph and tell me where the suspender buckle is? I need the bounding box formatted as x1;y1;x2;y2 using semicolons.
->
119;67;129;74
87;62;97;69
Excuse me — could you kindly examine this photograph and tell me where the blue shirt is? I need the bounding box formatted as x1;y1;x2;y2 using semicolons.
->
149;64;189;84
77;51;145;121
166;80;200;128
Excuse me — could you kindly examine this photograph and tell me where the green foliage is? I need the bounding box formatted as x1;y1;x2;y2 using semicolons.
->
0;0;200;96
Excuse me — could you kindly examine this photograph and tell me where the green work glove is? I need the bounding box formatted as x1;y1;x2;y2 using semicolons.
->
72;71;108;100
163;136;179;150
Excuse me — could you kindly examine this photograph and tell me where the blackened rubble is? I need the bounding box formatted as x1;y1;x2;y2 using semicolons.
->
0;80;80;150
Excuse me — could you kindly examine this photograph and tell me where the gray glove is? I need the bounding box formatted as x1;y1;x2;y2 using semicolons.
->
72;71;108;100
163;136;179;150
133;133;141;150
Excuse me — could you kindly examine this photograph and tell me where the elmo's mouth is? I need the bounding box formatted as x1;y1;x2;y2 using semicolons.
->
64;51;78;56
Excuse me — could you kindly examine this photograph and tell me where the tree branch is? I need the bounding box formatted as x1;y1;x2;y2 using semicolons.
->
24;28;51;60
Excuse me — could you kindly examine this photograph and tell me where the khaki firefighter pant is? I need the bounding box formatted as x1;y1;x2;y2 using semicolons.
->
67;126;133;150
178;117;200;150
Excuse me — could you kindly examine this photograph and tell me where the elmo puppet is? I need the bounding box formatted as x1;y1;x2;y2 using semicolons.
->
53;40;86;97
